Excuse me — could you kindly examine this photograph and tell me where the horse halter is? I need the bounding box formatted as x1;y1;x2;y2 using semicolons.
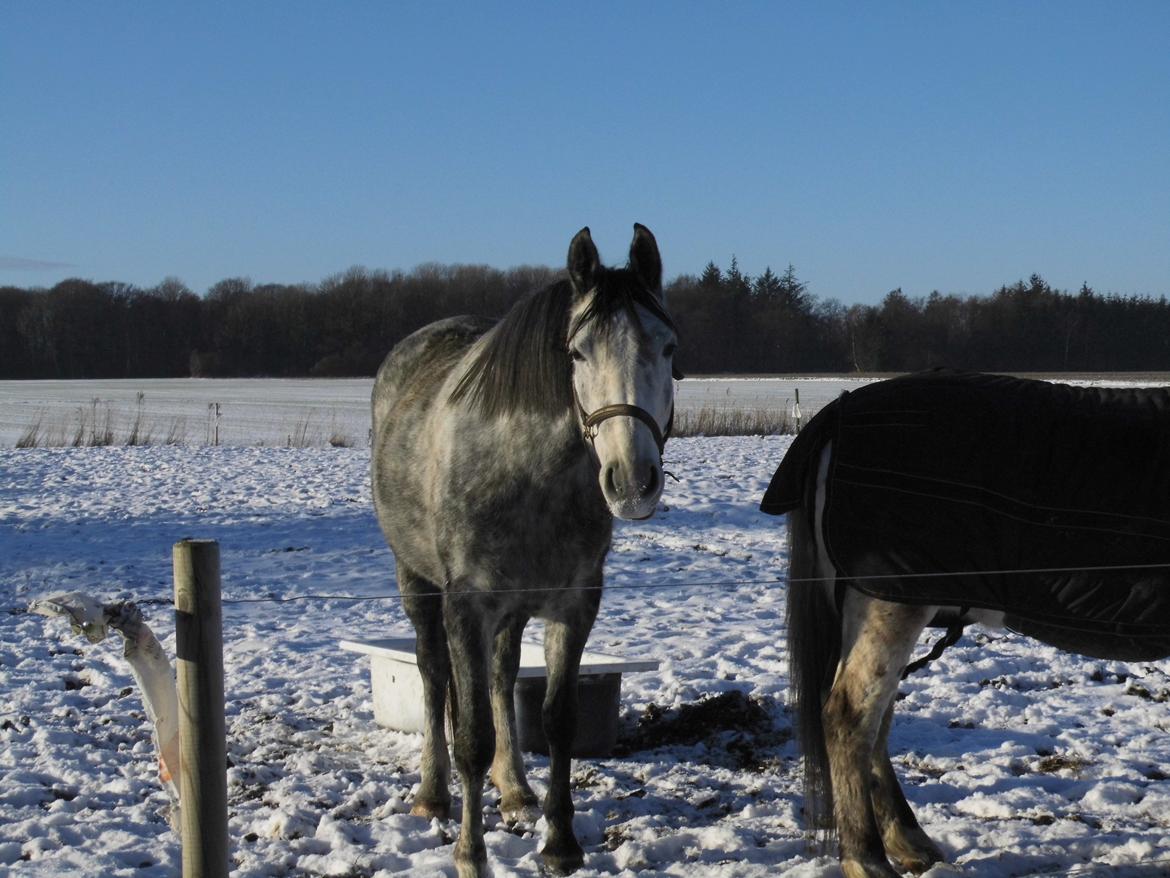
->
575;392;674;457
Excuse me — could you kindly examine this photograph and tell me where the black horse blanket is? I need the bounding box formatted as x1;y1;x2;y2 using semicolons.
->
762;369;1170;660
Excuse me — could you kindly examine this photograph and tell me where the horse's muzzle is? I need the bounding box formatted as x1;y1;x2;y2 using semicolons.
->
601;458;663;520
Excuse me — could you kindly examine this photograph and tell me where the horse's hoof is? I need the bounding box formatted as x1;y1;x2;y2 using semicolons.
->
499;791;541;825
886;832;945;874
410;797;451;821
501;802;541;825
841;858;901;878
540;839;585;875
893;850;945;875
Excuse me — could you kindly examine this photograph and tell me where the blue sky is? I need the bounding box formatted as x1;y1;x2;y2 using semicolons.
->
2;2;1168;305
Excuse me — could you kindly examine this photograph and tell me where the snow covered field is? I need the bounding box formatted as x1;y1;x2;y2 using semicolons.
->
0;378;870;448
3;375;1168;449
4;426;1170;874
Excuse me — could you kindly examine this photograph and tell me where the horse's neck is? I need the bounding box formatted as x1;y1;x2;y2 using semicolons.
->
497;407;599;485
509;408;591;466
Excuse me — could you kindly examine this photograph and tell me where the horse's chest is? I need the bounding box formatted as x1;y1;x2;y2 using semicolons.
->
437;461;611;583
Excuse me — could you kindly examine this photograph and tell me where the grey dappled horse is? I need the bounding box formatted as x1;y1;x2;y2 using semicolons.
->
765;370;1170;878
371;225;677;878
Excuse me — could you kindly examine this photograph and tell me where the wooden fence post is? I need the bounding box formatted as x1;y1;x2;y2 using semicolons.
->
173;539;228;878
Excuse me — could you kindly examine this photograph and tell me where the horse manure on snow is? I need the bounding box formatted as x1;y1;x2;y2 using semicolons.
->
615;691;790;770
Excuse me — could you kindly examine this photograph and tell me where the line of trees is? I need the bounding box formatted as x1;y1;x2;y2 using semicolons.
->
3;262;1169;379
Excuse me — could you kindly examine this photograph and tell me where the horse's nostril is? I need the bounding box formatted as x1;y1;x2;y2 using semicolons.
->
641;466;660;498
604;464;619;497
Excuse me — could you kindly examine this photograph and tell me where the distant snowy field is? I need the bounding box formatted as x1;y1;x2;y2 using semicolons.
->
0;377;871;448
3;384;1170;876
3;375;1169;449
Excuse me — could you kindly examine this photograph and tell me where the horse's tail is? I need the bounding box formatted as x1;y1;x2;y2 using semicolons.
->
446;677;459;740
786;487;840;843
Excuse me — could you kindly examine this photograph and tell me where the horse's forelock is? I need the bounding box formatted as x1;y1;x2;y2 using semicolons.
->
569;268;674;343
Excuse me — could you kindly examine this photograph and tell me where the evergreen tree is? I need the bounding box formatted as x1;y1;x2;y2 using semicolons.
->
753;267;781;302
777;264;808;310
699;261;723;288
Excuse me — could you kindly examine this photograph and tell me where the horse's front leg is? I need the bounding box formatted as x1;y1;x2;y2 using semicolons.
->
444;594;496;878
540;592;600;875
871;703;944;873
490;615;540;823
399;564;452;820
826;595;932;878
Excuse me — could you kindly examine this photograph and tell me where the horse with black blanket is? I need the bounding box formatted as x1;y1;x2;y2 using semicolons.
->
763;369;1170;878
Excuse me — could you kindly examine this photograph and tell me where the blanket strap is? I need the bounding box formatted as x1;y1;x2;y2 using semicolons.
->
902;619;966;680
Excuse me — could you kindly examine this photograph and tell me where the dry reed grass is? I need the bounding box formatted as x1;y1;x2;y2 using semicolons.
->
14;398;189;448
673;406;794;437
13;401;792;447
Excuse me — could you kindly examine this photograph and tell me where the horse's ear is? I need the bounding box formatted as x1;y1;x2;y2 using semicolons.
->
629;223;662;294
567;227;601;296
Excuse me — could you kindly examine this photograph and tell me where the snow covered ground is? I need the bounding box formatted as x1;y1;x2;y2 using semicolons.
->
3;434;1170;876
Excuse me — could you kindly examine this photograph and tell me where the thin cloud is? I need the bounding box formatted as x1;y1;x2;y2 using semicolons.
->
0;256;77;271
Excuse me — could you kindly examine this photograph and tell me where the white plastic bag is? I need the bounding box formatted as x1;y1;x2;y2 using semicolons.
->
30;593;181;812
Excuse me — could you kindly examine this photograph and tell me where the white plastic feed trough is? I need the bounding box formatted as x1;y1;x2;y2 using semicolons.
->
340;637;659;757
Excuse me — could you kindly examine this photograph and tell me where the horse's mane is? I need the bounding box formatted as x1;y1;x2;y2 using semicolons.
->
450;268;674;420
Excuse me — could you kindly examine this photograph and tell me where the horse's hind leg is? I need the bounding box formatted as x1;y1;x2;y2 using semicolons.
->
539;592;600;875
490;615;540;823
399;564;452;821
871;703;944;873
827;594;933;878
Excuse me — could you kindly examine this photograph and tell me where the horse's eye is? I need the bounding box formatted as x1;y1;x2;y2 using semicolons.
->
569;348;586;363
663;342;677;359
